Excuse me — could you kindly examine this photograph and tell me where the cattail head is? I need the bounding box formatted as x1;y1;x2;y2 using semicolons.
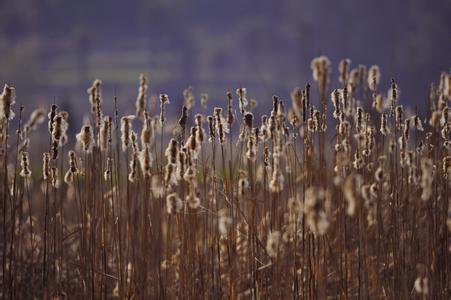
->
214;107;222;121
364;126;375;156
185;127;200;156
380;113;390;135
338;58;351;84
303;83;311;108
348;68;358;92
68;150;78;173
165;138;178;164
304;187;331;236
128;150;138;183
312;56;331;95
263;146;270;170
338;119;350;137
266;231;282;257
51;167;59;188
99;116;112;152
64;151;78;184
218;209;232;236
442;123;450;141
390;78;398;112
19;151;31;178
429;110;442;128
412;116;424;131
287;196;302;215
358;64;367;86
186;184;200;209
353;151;363;170
20;108;46;152
331;89;342;119
307;118;314;133
50;140;59;160
405;150;415;167
372;93;384;113
420;158;434;201
236;87;248;114
368;65;380;92
42;152;51;180
23;108;45;138
200;93;208;110
238;170;249;196
207;115;215;142
135;74;148;119
178;105;188;129
194;113;202;126
260;115;269;141
291;87;303;118
87;79;101;109
441;106;449;126
249;98;258;111
166;192;183;214
76;124;95;153
244;112;253;129
343;174;362;216
183;86;194;109
312;110;321;132
47;104;57;133
139;145;153;178
104;157;112;182
361;183;378;225
164;162;179;187
130;130;138;152
159;93;169;125
395;105;403;129
311;56;330;82
120;115;135;152
375;165;384;182
87;79;103;125
226;92;234;127
414;276;429;296
177;148;186;179
253;127;261;144
443;156;451;179
355;107;364;132
269;159;284;193
141;112;153;146
150;175;164;198
0;84;16;121
246;134;256;161
51;113;69;147
214;108;226;144
272;95;280;115
195;114;205;144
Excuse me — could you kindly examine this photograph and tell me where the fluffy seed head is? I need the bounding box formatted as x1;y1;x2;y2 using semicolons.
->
42;152;51;180
368;65;380;92
178;105;188;129
338;58;351;84
121;115;135;152
19;151;31;178
0;84;16;121
139;145;153;178
76;125;95;153
166;193;183;214
135;74;148;119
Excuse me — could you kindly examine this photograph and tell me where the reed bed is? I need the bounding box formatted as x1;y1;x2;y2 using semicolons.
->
0;57;450;299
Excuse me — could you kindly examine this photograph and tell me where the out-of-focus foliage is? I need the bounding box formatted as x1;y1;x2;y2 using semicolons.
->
0;0;449;114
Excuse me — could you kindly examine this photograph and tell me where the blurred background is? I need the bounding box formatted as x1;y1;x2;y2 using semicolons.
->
0;0;450;119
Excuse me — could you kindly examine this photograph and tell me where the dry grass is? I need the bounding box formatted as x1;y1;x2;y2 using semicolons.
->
0;57;450;299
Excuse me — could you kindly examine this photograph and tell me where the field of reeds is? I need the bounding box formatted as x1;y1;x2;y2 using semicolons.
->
0;57;450;299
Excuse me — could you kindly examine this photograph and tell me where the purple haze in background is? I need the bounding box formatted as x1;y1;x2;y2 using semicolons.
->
0;0;449;122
